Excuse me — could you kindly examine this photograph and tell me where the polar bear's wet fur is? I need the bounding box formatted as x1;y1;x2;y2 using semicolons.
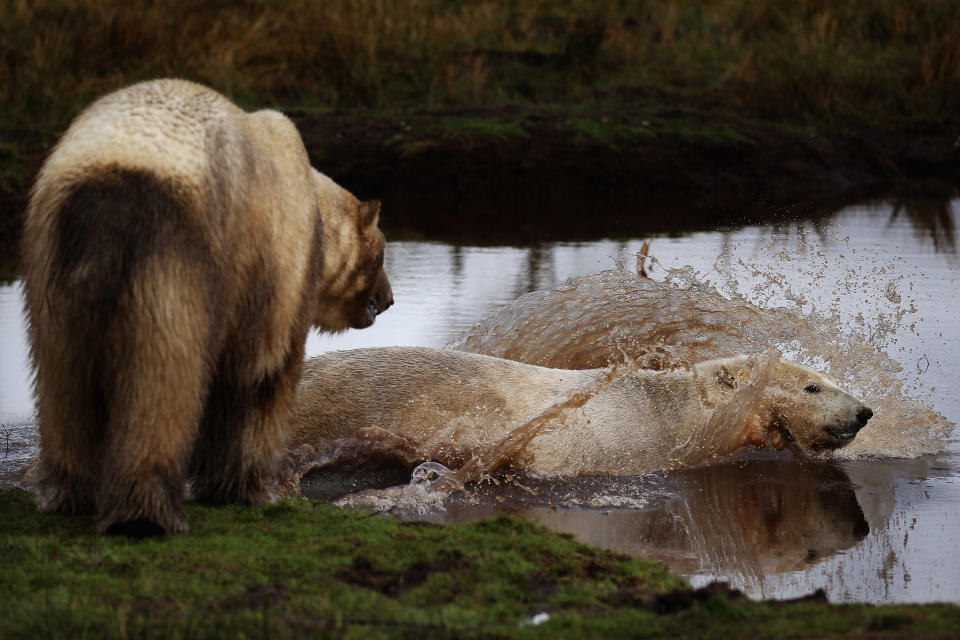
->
291;347;872;475
23;79;392;534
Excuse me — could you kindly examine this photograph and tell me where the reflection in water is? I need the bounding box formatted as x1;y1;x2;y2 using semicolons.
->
888;188;958;255
298;445;959;603
514;460;870;594
381;185;960;250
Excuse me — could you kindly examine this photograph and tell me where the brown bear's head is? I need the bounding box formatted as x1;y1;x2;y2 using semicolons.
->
312;171;393;332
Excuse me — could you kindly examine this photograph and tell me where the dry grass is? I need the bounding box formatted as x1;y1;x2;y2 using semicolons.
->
2;0;959;129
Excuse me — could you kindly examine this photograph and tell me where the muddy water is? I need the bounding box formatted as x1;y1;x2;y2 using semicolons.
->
2;194;958;603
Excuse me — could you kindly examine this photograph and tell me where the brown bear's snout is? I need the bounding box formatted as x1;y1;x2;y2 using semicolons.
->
358;269;393;327
371;270;393;316
856;406;873;427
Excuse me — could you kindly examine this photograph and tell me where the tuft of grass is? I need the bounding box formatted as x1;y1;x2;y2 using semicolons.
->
565;118;657;148
658;121;753;146
2;489;959;639
441;117;530;143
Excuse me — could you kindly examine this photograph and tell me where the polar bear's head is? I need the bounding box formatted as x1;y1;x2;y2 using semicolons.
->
311;169;393;331
703;355;873;452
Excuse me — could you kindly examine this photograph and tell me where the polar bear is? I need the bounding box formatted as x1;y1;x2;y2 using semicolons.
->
22;79;392;535
290;347;872;476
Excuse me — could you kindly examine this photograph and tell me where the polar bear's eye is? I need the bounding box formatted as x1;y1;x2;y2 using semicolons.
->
804;383;822;393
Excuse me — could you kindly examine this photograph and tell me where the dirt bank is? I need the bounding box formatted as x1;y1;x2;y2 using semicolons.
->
1;108;958;271
292;108;959;241
298;109;957;202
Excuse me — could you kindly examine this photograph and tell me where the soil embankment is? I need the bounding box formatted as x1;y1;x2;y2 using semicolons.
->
1;109;958;270
293;109;959;242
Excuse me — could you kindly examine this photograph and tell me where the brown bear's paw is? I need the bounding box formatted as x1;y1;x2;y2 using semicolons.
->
191;478;281;506
241;482;281;506
101;516;188;537
29;463;96;515
96;501;189;537
95;473;189;536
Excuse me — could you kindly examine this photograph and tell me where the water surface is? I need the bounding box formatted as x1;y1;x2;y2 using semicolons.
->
2;194;957;604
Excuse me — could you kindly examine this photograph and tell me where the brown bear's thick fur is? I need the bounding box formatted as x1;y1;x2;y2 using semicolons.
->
22;79;392;535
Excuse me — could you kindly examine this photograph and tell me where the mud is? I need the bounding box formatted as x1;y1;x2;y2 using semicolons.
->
292;110;958;206
336;551;467;597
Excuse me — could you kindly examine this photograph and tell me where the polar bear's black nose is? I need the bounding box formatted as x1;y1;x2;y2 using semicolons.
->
856;406;873;427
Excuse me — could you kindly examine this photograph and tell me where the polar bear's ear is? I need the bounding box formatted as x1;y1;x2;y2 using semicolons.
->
359;200;381;228
716;366;738;389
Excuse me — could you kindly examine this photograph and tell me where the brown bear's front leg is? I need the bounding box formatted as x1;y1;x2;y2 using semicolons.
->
31;458;98;516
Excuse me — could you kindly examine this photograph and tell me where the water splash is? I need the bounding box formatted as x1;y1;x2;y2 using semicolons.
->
449;361;635;485
303;229;953;512
449;263;953;459
673;349;779;468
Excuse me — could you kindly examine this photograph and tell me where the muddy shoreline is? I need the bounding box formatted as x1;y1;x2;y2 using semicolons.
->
1;109;958;270
295;109;959;201
291;109;960;242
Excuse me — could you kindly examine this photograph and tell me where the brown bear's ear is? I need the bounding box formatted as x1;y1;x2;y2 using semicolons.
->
717;366;737;389
359;200;381;229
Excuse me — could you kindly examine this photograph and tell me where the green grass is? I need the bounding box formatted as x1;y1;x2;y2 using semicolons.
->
441;117;529;143
564;118;657;148
377;108;750;160
658;121;753;146
3;0;958;219
1;489;958;639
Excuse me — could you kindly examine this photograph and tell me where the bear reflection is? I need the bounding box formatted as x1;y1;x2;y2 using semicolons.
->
299;447;869;583
511;458;869;578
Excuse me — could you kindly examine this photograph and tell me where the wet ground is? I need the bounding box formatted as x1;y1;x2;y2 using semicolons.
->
2;191;958;604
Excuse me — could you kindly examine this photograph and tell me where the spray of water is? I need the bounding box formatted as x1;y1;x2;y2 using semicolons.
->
449;361;635;485
451;260;953;459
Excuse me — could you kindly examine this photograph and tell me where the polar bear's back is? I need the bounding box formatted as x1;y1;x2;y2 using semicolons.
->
292;347;603;444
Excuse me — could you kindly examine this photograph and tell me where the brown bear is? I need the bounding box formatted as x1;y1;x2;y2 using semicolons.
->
22;78;392;535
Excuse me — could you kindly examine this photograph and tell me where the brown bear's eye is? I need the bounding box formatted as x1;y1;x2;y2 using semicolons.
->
804;383;821;393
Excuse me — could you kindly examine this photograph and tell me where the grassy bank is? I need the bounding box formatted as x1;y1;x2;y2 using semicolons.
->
1;489;958;639
2;0;958;198
2;0;959;130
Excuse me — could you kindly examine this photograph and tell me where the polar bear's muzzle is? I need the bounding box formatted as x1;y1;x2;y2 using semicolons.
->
824;405;873;444
775;403;873;451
